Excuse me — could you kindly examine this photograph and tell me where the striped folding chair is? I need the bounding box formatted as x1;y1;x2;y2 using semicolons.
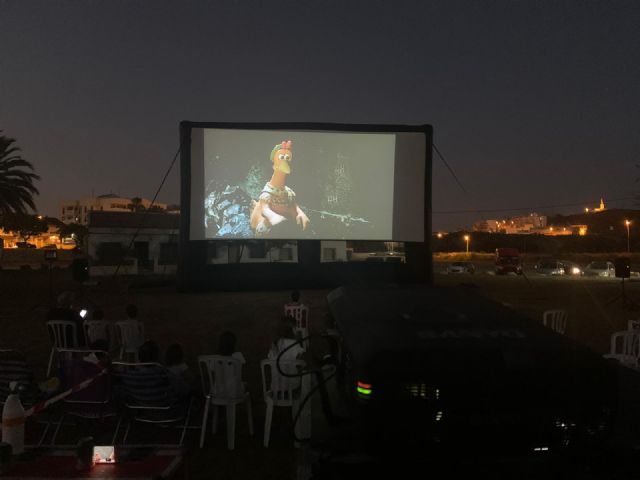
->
111;362;194;446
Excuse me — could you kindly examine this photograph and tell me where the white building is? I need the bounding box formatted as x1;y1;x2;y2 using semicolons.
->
87;211;179;276
473;219;500;233
61;194;171;225
511;213;547;229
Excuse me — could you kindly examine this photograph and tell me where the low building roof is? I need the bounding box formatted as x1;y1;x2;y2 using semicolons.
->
88;211;180;229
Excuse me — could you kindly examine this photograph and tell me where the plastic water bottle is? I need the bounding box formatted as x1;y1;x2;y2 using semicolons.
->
2;382;25;455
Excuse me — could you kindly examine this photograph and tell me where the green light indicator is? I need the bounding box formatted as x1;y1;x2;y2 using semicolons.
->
357;381;372;396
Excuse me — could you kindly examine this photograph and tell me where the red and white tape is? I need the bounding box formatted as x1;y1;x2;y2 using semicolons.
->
25;366;108;417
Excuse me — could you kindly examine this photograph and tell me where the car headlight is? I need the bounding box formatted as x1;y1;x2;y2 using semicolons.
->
572;267;581;275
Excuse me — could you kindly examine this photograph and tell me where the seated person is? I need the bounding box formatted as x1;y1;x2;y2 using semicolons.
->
216;331;247;397
218;331;246;364
117;341;187;415
84;309;111;350
117;304;144;358
164;343;194;399
268;318;305;361
47;291;85;347
125;303;139;322
267;320;307;392
285;290;303;308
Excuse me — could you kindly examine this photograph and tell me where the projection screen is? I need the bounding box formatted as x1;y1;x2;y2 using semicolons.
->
186;124;427;242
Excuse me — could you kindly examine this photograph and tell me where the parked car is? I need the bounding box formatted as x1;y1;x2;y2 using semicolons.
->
446;261;475;274
15;242;36;249
534;260;565;276
583;261;615;277
559;260;583;276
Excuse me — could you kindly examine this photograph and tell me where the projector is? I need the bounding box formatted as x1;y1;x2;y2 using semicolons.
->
324;285;615;465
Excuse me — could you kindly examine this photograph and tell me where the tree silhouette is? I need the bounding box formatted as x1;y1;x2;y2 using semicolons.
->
0;213;47;241
0;132;40;216
128;197;145;212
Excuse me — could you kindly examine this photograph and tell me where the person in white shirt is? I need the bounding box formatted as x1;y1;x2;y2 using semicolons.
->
217;331;247;397
218;331;246;364
267;319;307;392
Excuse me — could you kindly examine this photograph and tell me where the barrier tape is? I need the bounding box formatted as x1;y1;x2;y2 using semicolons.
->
23;364;108;418
2;416;25;427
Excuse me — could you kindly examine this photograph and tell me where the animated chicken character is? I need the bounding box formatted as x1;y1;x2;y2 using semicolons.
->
250;140;310;236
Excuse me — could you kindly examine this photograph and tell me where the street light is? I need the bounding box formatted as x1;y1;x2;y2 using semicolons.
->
464;235;470;254
625;220;631;253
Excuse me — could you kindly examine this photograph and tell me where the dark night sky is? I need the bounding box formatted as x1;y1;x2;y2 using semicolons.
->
1;0;639;231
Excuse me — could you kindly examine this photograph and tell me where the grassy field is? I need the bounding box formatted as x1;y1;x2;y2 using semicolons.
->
2;267;640;478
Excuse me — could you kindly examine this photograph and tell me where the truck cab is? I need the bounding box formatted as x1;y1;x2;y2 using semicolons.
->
495;247;523;275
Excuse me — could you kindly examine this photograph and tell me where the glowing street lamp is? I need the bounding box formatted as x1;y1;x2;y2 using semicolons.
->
464;235;470;254
625;220;631;253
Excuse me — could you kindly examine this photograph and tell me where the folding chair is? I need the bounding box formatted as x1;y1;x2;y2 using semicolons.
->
542;309;567;335
50;348;115;444
260;358;309;447
111;362;194;447
198;355;253;449
46;320;79;377
114;321;144;361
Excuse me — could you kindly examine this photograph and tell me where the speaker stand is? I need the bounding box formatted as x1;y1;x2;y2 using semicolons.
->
606;277;639;310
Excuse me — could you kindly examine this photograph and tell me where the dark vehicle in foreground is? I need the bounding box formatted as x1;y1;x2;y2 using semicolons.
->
583;261;615;277
446;261;475;274
495;247;522;275
326;285;615;471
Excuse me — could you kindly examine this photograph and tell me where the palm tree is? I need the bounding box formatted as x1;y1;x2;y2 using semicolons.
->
0;132;40;216
128;196;145;212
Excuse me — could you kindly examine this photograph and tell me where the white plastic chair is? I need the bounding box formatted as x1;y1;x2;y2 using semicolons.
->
83;320;112;348
260;358;310;448
284;304;310;348
46;320;79;377
114;320;144;361
198;355;253;450
604;330;640;368
542;309;567;335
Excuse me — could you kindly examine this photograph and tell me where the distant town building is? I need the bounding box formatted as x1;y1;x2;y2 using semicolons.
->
472;219;500;233
513;213;547;229
0;222;75;249
60;194;172;225
473;213;547;234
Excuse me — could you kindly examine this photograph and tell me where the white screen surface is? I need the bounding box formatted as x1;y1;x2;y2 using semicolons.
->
189;128;425;241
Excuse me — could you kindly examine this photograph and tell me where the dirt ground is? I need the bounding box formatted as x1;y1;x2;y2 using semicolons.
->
2;265;640;478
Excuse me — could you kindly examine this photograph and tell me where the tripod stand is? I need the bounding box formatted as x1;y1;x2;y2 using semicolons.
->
606;277;639;310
